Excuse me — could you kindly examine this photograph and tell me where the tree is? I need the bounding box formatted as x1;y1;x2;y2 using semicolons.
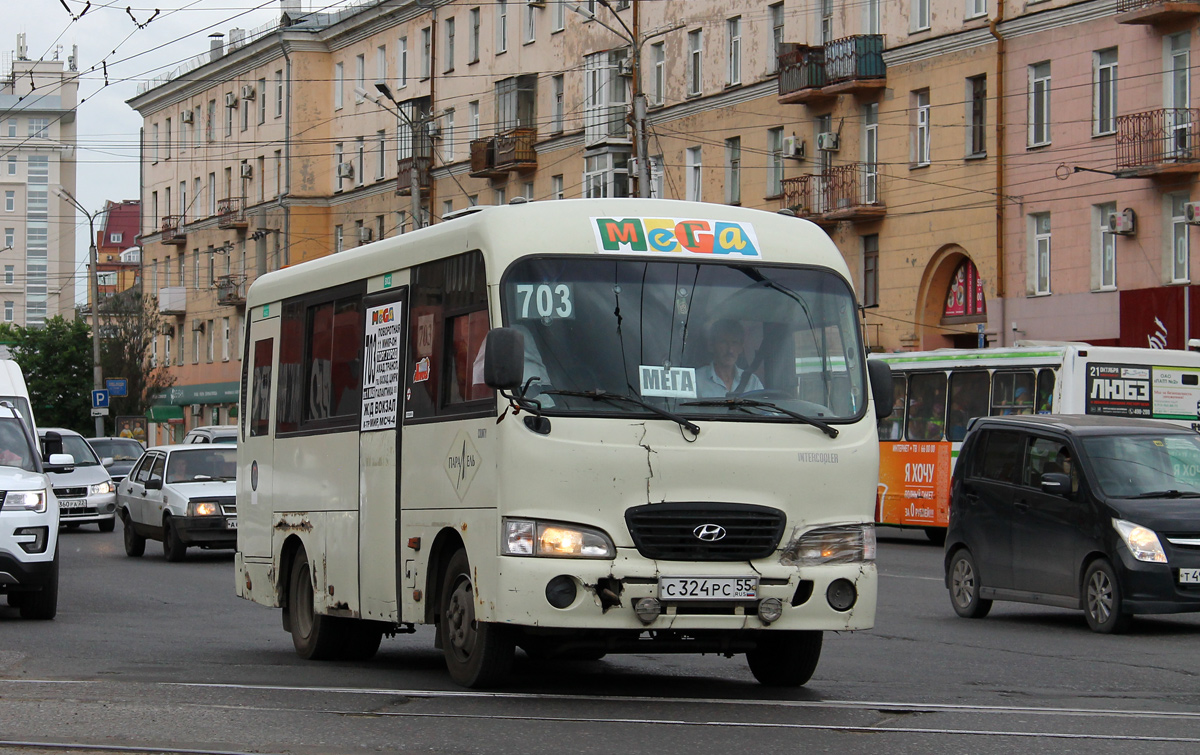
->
0;316;93;433
98;290;175;434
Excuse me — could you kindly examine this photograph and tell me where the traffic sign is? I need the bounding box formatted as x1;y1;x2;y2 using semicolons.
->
105;378;128;398
90;408;110;417
91;389;110;409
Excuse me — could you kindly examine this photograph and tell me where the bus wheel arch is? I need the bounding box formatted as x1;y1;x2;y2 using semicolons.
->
424;528;466;625
278;534;307;631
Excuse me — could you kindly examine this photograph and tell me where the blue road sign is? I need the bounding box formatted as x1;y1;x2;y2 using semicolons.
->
92;389;110;409
105;378;128;398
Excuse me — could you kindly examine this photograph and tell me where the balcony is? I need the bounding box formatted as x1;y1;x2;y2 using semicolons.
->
822;35;886;96
217;197;248;230
396;156;432;196
160;216;186;246
158;286;186;316
1116;0;1200;25
494;127;537;172
778;46;830;105
781;164;885;224
215;275;246;307
1115;108;1200;178
469;137;508;178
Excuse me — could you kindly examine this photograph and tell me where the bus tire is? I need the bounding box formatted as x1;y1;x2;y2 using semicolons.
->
287;546;348;660
439;549;513;688
341;620;384;661
924;527;947;546
746;630;822;687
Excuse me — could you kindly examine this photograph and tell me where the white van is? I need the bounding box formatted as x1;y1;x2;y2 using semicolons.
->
0;360;35;435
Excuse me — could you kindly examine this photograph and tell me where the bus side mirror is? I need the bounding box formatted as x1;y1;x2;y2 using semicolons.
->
868;360;894;420
484;327;525;391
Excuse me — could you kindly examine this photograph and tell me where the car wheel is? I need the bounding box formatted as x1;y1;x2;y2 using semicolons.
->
948;548;992;619
1084;559;1133;634
439;549;513;688
19;552;58;620
122;511;145;557
98;517;116;533
286;545;349;660
162;517;187;562
746;631;822;687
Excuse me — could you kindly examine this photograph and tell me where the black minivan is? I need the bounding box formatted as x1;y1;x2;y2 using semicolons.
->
945;415;1200;633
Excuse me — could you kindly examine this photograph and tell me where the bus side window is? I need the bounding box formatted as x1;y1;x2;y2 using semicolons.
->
905;372;947;442
250;338;274;437
947;370;989;441
990;371;1035;416
878;374;906;440
1035;369;1055;414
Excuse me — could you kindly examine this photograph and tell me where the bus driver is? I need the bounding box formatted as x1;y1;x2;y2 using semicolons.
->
696;319;764;398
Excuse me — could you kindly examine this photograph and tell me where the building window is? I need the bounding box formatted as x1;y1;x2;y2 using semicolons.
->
867;0;880;34
688;29;703;96
151;123;159;162
356;137;366;186
445;17;456;73
275;70;284;117
376;45;387;84
552;174;564;199
1095;202;1117;291
469;8;480;63
355;54;365;102
967;0;987;19
421;27;432;79
524;1;536;44
497;74;538;131
863;234;879;307
1094;48;1118;137
4;191;13;212
1172;194;1190;283
1031;212;1052;295
553;0;565;31
335;225;344;254
864;103;878;203
967;75;987;156
6;301;15;322
3;230;12;249
398;37;408;88
727;17;741;86
913;0;930;31
334;62;344;109
495;186;507;205
257;77;267;124
552;75;564;133
1029;61;1051;147
3;265;12;284
497;0;508;54
377;130;387;179
28;118;48;138
686;146;702;202
915;89;931;166
583;53;627;143
583;151;630;198
725;137;741;204
444;109;455;161
770;3;784;72
335;143;344;191
820;0;833;45
469;101;480;141
651;42;665;105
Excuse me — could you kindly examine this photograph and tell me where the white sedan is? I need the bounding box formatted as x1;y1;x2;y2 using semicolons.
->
116;445;237;562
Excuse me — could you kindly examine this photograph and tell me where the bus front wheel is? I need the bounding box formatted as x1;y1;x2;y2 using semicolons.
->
438;549;513;688
746;630;822;687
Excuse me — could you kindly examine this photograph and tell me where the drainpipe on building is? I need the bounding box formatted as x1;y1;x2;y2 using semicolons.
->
990;9;1006;346
428;7;437;223
282;44;292;265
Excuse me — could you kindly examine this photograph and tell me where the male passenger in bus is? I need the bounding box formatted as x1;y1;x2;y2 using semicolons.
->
696;319;764;398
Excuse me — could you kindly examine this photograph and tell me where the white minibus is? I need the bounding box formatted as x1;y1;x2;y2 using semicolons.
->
236;199;892;687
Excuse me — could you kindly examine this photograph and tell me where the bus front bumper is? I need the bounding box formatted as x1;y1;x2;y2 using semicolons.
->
490;550;876;632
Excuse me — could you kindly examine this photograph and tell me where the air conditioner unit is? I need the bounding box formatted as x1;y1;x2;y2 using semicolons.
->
617;58;634;78
426;121;441;139
241;84;256;100
192;319;205;333
782;135;806;160
337;162;354;179
358;226;373;243
240;163;253;179
816;132;840;152
180;110;194;124
224;92;238;108
526;0;547;7
1107;208;1136;235
1186;202;1200;225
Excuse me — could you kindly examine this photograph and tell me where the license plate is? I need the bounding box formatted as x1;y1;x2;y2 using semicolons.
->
58;499;86;510
658;577;758;601
227;519;238;529
1180;568;1200;584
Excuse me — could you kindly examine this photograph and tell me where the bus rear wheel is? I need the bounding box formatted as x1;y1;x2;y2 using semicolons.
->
746;630;822;687
439;549;513;688
287;546;349;660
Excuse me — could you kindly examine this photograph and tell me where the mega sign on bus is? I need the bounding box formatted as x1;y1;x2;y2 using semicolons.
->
592;217;762;258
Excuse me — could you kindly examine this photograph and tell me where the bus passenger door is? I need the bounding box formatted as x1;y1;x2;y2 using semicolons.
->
239;311;280;564
358;288;408;624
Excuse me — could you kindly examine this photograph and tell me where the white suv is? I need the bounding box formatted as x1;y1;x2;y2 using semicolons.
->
0;406;68;619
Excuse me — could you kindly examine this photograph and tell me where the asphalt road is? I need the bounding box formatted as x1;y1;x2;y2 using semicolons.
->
1;526;1198;754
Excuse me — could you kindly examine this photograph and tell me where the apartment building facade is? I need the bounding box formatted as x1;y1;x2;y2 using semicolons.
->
1;35;79;328
93;199;141;301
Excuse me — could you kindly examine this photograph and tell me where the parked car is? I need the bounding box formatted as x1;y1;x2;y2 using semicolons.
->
946;414;1200;634
182;425;237;444
38;428;117;532
86;437;146;483
0;405;71;619
117;444;237;561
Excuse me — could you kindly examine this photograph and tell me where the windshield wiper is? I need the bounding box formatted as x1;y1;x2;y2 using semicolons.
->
541;389;700;436
1122;489;1200;499
682;397;839;439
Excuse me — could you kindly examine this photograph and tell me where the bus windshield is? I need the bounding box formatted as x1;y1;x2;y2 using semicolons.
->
502;257;866;422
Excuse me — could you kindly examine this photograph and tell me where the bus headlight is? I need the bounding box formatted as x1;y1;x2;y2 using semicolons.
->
781;524;876;566
89;481;114;496
4;490;47;513
189;501;222;517
1113;518;1167;563
502;518;615;558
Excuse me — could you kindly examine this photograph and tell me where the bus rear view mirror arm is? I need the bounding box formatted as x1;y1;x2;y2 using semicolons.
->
484;327;525;391
868;360;894;420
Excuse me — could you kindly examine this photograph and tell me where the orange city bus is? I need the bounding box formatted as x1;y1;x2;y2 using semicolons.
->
868;344;1200;542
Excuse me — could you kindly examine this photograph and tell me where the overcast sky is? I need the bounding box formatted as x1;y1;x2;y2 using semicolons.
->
8;0;338;301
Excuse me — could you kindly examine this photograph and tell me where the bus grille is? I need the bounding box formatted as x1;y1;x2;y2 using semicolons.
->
624;503;787;561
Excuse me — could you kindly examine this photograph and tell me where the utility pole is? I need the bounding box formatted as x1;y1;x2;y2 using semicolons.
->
374;83;423;230
57;189;105;437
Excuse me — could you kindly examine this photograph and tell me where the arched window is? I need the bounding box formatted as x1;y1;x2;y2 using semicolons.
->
943;259;986;320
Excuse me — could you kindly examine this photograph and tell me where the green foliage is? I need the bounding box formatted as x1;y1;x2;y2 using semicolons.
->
1;316;93;432
98;291;175;431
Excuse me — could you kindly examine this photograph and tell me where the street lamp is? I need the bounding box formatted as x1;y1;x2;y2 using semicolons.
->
55;188;105;437
373;82;424;230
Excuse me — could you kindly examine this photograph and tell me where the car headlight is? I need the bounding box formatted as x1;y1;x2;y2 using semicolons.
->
89;481;114;496
501;518;615;558
781;524;876;566
188;501;221;517
3;490;47;513
1113;518;1167;563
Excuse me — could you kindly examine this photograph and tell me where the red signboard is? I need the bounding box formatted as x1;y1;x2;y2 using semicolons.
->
944;260;986;318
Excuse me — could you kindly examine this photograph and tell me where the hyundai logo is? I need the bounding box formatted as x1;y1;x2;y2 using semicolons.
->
693;524;727;542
